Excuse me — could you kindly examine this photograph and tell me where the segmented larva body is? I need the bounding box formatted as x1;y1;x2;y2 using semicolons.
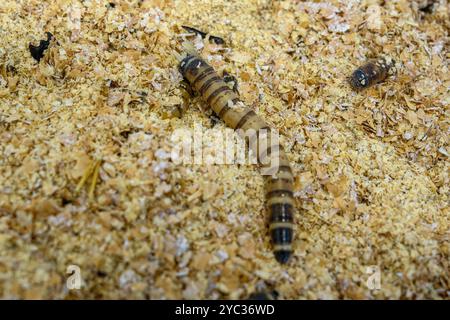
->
349;56;396;90
179;55;294;264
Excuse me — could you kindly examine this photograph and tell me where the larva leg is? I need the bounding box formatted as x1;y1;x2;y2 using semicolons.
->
180;77;197;97
179;54;295;264
222;71;239;94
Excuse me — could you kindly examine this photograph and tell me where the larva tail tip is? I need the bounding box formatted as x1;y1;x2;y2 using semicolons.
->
274;250;291;264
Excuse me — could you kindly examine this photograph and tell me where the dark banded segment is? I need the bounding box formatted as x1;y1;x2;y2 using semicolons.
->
217;97;239;118
179;54;295;264
206;85;230;105
266;178;294;199
269;203;293;264
199;75;222;96
271;228;293;245
269;203;293;223
235;110;257;130
266;189;294;199
217;101;232;118
192;68;216;88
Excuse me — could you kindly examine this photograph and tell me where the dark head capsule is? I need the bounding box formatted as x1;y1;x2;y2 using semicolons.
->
179;54;209;76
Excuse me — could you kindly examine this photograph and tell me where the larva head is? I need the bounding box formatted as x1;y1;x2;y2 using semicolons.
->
178;54;209;81
179;54;195;75
349;68;369;90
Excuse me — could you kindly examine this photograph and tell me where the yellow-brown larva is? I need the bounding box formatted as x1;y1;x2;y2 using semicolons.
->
349;56;396;90
179;54;295;264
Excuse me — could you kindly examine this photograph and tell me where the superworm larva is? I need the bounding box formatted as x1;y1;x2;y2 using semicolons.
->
349;56;396;90
179;54;294;264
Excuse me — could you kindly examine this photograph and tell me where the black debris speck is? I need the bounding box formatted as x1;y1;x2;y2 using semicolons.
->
419;1;435;13
29;32;54;62
181;25;225;45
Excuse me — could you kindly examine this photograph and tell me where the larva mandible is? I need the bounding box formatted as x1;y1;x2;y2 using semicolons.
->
222;71;239;93
349;56;396;90
179;54;294;264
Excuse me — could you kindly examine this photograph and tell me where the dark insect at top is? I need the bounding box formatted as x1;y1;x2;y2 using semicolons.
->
181;25;225;45
29;32;54;62
349;56;396;90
